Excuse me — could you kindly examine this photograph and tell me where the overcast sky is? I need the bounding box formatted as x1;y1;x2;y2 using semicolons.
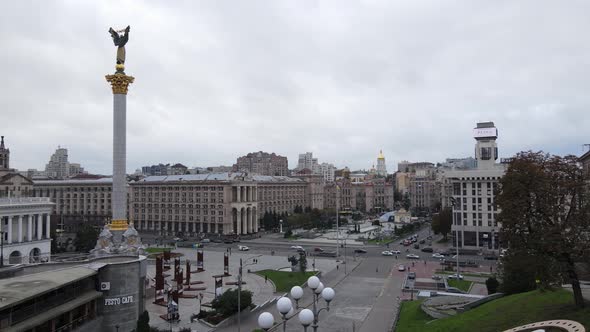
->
2;1;590;175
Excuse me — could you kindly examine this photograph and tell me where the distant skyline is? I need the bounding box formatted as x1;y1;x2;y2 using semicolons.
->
2;1;589;174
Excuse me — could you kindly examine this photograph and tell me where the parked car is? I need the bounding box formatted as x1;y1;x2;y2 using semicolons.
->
406;254;420;259
408;272;416;279
238;245;249;251
432;253;445;259
390;250;401;254
211;238;222;243
314;247;324;252
427;235;433;240
484;255;499;260
419;239;425;244
224;239;233;244
413;244;420;249
398;265;406;271
354;249;367;254
447;274;464;280
382;251;393;256
421;247;433;253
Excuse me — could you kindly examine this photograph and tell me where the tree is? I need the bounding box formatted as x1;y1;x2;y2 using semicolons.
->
402;193;411;211
136;310;150;332
212;289;253;316
485;277;500;294
497;151;590;308
431;208;452;240
299;253;308;272
75;224;99;252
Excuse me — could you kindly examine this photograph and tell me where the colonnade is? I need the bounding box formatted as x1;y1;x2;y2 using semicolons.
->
1;213;50;243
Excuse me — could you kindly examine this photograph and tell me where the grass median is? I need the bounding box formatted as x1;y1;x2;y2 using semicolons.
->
447;279;473;292
145;247;173;253
396;289;590;332
254;270;317;292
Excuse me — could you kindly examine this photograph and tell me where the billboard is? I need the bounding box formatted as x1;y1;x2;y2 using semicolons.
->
473;127;497;138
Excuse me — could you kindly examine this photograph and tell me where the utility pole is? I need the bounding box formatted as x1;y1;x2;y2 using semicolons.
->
336;185;340;260
450;197;460;277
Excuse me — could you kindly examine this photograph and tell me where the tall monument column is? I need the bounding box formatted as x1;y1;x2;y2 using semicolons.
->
105;25;134;238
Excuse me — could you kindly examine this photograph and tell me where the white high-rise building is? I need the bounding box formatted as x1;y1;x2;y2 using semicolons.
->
297;152;319;172
45;147;69;179
445;122;506;251
320;163;336;182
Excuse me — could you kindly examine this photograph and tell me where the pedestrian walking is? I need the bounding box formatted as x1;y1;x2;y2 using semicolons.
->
265;275;268;283
337;265;339;270
412;262;415;267
424;260;426;265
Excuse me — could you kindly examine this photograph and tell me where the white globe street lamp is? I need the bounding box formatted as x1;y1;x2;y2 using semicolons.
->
291;285;304;308
298;309;314;332
276;297;293;332
259;275;335;332
258;312;274;331
307;276;320;290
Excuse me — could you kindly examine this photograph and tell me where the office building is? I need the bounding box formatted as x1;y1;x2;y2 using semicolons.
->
233;151;289;176
446;122;506;250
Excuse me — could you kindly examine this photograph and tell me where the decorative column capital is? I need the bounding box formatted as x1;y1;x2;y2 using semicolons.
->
105;73;135;95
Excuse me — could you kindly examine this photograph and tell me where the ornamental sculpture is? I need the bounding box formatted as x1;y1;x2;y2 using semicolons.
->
108;25;130;70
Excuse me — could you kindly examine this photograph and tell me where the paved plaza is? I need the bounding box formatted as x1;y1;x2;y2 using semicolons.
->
145;246;338;331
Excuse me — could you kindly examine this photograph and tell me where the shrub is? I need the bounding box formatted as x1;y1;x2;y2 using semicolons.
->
486;277;500;294
211;289;253;316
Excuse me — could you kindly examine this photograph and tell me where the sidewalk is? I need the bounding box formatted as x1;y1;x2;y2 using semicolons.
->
215;257;363;332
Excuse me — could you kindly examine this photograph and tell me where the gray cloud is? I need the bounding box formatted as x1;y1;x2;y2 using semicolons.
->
2;0;589;174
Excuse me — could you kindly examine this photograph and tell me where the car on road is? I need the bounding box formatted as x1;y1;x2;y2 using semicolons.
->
317;251;337;257
406;254;420;259
484;255;499;260
173;237;182;241
432;275;442;280
224;239;233;244
314;247;324;252
413;244;420;249
398;265;406;271
408;272;416;279
419;239;425;244
427;235;433;240
201;239;211;243
381;251;393;256
238;245;249;251
354;249;367;254
447;273;464;280
211;238;222;243
432;253;445;259
291;245;304;251
421;247;433;253
390;250;401;254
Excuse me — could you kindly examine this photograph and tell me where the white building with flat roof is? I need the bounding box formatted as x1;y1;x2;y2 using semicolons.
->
445;122;506;251
1;197;53;265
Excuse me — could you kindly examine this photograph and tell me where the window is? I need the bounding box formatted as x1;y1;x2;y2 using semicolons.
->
481;147;492;160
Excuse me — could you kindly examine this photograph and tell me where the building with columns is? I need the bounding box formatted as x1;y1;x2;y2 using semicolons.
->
1;197;53;264
0;136;54;265
129;172;307;236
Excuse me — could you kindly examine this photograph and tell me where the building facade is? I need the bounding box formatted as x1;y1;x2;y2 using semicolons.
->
233;151;289;176
129;173;306;236
33;178;114;233
447;122;506;250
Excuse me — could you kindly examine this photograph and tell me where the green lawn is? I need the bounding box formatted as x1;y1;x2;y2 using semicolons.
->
145;247;173;253
447;279;473;292
254;270;317;292
396;289;590;332
368;238;393;245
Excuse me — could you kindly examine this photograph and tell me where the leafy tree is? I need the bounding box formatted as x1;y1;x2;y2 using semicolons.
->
212;289;253;316
497;151;590;308
498;249;539;295
284;229;293;238
75;224;99;252
394;190;403;203
299;253;308;272
136;310;150;332
431;208;452;240
402;193;411;210
485;277;500;294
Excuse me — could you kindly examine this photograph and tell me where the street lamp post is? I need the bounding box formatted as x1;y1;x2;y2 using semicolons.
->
450;197;460;277
257;276;335;332
238;256;257;332
336;185;340;260
0;229;5;268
